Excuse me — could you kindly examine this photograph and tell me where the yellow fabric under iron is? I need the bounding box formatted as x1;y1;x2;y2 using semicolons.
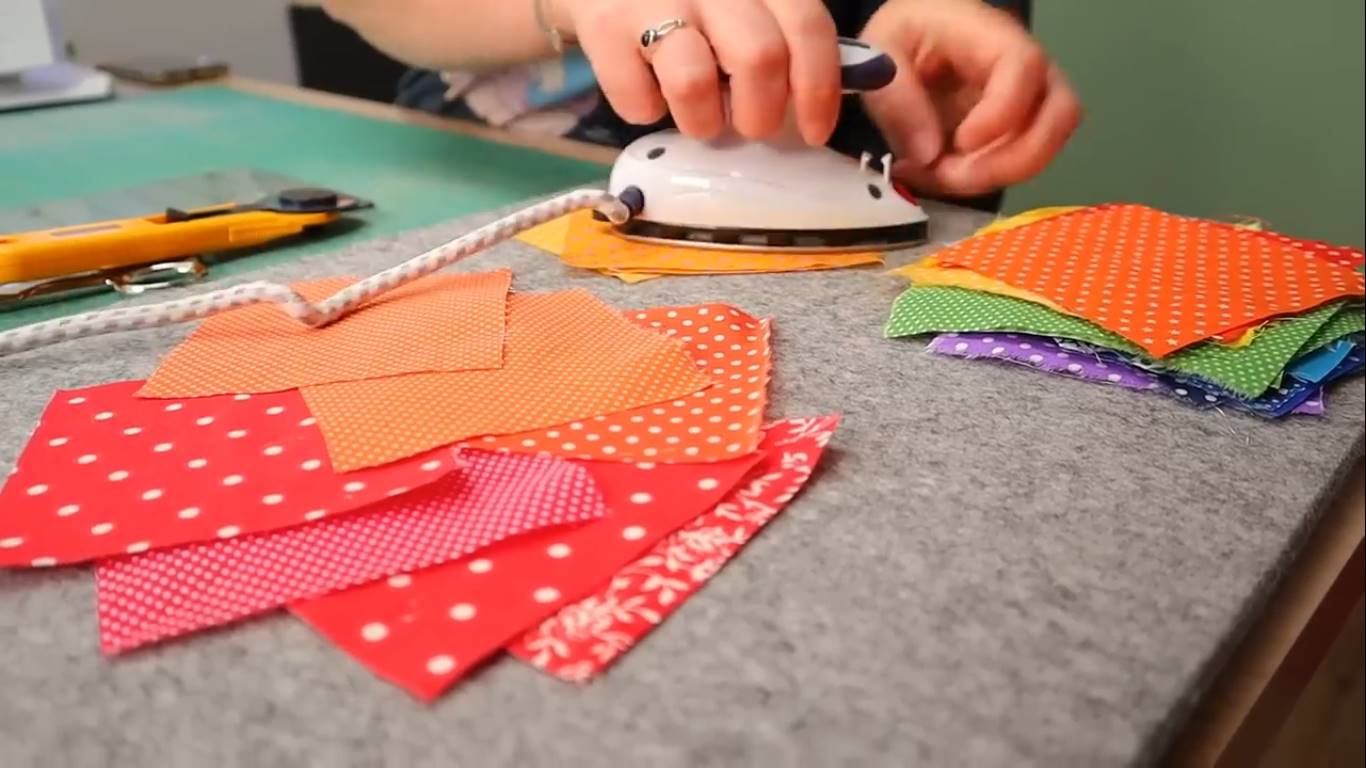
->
0;187;372;291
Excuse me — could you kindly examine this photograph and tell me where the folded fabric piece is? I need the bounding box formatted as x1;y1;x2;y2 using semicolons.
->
928;333;1330;417
1289;340;1354;383
467;304;770;463
932;204;1364;356
510;415;839;682
1255;231;1364;272
517;212;572;253
139;271;512;397
1156;342;1362;418
904;205;1325;348
291;451;764;700
517;210;883;281
95;450;607;654
0;382;457;568
598;261;885;283
302;290;713;472
974;206;1086;236
886;285;1342;398
891;256;1259;347
927;332;1162;391
1301;306;1365;352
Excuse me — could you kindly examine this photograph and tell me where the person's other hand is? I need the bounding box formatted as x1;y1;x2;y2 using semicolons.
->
861;0;1082;196
557;0;842;144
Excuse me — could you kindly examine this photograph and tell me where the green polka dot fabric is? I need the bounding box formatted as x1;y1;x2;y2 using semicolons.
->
885;286;1344;398
1301;305;1364;352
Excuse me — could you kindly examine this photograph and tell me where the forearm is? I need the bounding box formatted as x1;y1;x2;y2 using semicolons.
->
321;0;559;71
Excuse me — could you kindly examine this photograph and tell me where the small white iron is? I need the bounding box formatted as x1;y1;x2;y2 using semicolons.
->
605;39;929;252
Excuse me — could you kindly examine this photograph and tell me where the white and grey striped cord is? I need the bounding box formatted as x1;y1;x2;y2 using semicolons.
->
0;189;629;359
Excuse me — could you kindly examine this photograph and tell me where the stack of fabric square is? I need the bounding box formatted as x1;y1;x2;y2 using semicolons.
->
0;268;839;701
885;204;1365;417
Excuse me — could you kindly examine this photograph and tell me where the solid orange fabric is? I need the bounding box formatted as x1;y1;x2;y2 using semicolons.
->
301;290;714;472
468;304;771;462
934;204;1365;356
519;210;882;279
140;271;512;397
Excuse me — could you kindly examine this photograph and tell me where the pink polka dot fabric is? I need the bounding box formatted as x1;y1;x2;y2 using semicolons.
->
94;450;608;654
0;381;457;568
290;450;765;700
934;204;1366;357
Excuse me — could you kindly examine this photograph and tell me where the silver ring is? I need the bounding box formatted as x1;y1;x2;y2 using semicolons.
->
640;19;688;49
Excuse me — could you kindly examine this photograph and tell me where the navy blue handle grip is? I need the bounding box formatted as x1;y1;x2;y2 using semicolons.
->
838;38;896;92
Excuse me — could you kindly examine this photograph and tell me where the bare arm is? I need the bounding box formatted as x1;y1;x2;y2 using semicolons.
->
321;0;562;71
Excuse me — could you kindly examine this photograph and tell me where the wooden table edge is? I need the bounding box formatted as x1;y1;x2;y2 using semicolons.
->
114;74;1366;764
1165;456;1365;766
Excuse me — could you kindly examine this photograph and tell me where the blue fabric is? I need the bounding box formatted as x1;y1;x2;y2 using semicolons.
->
1288;339;1354;383
525;52;597;109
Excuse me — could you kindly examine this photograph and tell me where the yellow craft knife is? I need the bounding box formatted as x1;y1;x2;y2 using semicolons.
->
0;188;372;285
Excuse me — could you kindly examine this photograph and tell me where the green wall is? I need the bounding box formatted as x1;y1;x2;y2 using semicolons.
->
1007;1;1365;247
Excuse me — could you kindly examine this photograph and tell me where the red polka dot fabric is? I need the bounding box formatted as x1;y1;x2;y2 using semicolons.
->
467;304;771;463
0;382;457;568
511;415;839;683
94;450;607;654
935;204;1366;357
139;271;512;397
289;450;765;700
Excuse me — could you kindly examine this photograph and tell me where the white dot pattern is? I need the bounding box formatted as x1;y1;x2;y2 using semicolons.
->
300;290;714;472
506;416;838;682
0;381;457;567
291;417;834;699
933;204;1365;356
886;285;1348;398
94;450;607;654
472;305;772;463
138;271;512;397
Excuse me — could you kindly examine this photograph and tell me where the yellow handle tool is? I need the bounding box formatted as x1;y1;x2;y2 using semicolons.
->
0;187;372;284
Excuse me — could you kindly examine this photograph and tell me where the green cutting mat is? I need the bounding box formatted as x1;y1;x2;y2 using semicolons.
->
0;86;609;330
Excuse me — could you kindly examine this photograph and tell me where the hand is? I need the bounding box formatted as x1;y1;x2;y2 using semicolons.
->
556;0;843;144
860;0;1082;196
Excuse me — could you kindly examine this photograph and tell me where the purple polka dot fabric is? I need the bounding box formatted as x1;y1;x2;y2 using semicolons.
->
928;333;1161;391
927;333;1354;418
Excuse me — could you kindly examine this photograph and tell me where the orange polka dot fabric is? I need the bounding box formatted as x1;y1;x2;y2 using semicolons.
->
139;270;512;397
467;304;771;462
895;256;1259;346
522;210;883;278
934;204;1366;357
301;290;714;472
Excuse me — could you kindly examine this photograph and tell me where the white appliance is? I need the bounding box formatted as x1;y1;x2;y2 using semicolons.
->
1;0;112;112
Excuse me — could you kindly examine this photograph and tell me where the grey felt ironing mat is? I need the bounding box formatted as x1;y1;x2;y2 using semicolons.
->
2;198;1362;766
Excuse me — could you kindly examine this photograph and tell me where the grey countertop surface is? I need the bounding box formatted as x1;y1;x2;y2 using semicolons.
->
2;198;1362;767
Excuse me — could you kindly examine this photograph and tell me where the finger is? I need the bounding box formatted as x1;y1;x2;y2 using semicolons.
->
859;47;944;166
646;25;726;138
952;40;1048;153
760;0;840;145
573;5;666;124
693;0;790;139
931;67;1083;195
